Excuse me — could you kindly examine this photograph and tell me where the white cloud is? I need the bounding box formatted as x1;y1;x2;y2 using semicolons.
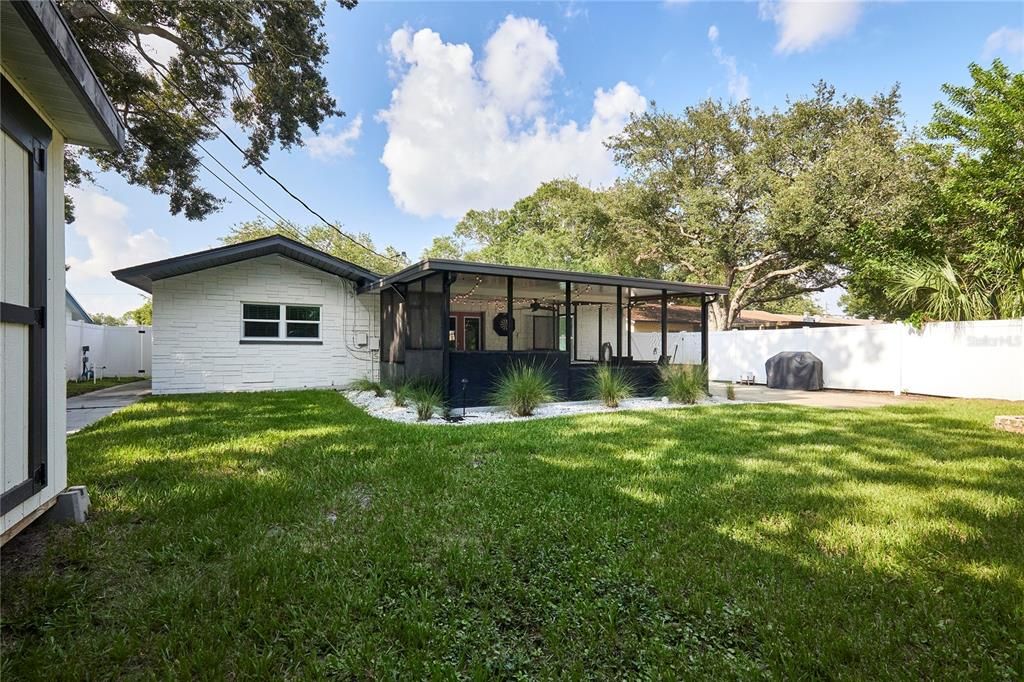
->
759;0;862;53
563;1;588;21
983;27;1024;58
378;16;647;218
708;24;750;100
65;188;171;287
481;16;562;117
306;114;363;160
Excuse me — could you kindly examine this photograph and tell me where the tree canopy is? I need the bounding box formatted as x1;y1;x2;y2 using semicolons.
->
60;0;356;221
430;62;1022;327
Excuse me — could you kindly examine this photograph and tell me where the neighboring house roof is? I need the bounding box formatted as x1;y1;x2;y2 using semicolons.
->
65;290;92;323
1;0;124;150
360;259;729;298
631;304;881;328
112;235;381;293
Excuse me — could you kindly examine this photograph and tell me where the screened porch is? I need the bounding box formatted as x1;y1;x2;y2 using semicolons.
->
367;261;727;407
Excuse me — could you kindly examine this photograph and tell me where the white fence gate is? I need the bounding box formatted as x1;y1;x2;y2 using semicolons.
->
631;319;1024;401
66;321;152;380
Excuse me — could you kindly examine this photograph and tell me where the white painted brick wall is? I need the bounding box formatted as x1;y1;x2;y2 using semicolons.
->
151;255;378;394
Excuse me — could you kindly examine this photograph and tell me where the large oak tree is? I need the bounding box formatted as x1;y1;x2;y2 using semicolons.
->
60;0;356;221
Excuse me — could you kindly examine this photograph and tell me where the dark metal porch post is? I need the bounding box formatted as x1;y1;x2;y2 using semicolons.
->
597;305;603;358
660;289;668;362
627;299;632;359
506;276;514;353
615;286;623;360
700;294;710;368
564;282;572;358
441;274;452;399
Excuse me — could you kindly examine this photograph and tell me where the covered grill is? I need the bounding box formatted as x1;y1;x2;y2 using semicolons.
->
765;351;823;390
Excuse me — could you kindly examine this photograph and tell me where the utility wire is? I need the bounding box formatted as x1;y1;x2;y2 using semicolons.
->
84;0;400;263
83;43;313;247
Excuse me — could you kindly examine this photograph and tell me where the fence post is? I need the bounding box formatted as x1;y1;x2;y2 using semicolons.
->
893;322;903;396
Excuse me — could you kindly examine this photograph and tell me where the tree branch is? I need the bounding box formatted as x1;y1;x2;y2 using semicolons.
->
734;252;782;273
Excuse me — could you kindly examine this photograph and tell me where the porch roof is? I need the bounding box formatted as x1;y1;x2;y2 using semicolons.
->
358;259;728;298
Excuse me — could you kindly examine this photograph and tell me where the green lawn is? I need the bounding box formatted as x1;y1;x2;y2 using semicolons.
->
66;376;144;397
2;392;1022;678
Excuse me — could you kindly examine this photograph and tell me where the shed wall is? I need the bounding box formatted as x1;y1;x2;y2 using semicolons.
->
1;73;67;535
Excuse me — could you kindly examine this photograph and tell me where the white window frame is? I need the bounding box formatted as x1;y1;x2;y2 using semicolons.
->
240;302;322;342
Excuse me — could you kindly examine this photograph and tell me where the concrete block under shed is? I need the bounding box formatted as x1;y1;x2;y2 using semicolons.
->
42;485;91;524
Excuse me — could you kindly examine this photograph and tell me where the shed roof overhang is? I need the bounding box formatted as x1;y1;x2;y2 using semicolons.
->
112;235;381;293
2;0;124;150
359;259;728;298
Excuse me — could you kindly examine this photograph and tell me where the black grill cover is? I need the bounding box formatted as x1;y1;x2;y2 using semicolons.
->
765;351;823;390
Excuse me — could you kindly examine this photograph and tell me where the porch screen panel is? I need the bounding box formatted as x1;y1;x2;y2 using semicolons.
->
380;287;405;363
406;273;445;351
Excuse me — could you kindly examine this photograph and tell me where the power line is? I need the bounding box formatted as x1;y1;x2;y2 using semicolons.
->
82;41;313;247
84;0;400;263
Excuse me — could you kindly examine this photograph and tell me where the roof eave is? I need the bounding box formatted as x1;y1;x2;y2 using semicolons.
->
112;236;380;293
358;259;728;297
2;0;125;150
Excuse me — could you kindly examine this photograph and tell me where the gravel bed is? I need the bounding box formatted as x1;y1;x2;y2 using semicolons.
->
342;389;742;425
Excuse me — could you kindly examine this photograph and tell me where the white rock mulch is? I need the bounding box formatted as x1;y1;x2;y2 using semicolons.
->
342;389;743;425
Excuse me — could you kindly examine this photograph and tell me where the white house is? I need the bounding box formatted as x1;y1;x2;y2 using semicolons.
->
113;236;382;394
115;237;726;404
2;0;124;541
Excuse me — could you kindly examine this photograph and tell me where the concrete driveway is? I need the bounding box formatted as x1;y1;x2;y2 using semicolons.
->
709;382;921;409
67;380;151;433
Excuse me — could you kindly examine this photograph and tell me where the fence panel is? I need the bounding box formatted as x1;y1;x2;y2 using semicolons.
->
65;321;152;380
634;320;1024;401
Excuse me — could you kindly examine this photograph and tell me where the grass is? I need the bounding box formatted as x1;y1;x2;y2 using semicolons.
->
66;376;144;397
2;391;1022;679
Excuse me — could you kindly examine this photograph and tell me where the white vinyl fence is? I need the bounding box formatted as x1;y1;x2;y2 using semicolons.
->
631;319;1024;401
66;320;152;381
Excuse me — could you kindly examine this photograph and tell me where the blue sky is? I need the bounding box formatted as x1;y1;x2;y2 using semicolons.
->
66;1;1024;316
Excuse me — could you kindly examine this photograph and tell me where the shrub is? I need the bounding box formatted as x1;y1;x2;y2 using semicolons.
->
410;383;445;421
350;377;385;397
726;382;736;400
658;364;708;404
586;365;635;408
391;382;414;407
490;362;556;417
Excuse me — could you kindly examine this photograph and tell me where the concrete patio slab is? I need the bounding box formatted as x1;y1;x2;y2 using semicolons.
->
709;382;923;409
67;380;151;433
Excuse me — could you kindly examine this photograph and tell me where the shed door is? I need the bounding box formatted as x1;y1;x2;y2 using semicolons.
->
1;77;50;515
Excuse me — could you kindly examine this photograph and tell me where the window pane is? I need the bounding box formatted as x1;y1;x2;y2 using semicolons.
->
244;321;279;337
464;317;481;351
243;304;279;320
286;322;319;338
286;305;320;322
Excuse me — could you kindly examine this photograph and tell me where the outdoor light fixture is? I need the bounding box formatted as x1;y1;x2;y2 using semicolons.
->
461;378;469;417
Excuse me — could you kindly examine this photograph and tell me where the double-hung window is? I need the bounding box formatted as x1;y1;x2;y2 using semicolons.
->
241;303;321;342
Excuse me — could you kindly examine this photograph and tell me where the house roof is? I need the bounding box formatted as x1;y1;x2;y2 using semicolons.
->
631;304;881;328
1;0;124;150
64;290;92;323
359;259;729;298
112;236;381;293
